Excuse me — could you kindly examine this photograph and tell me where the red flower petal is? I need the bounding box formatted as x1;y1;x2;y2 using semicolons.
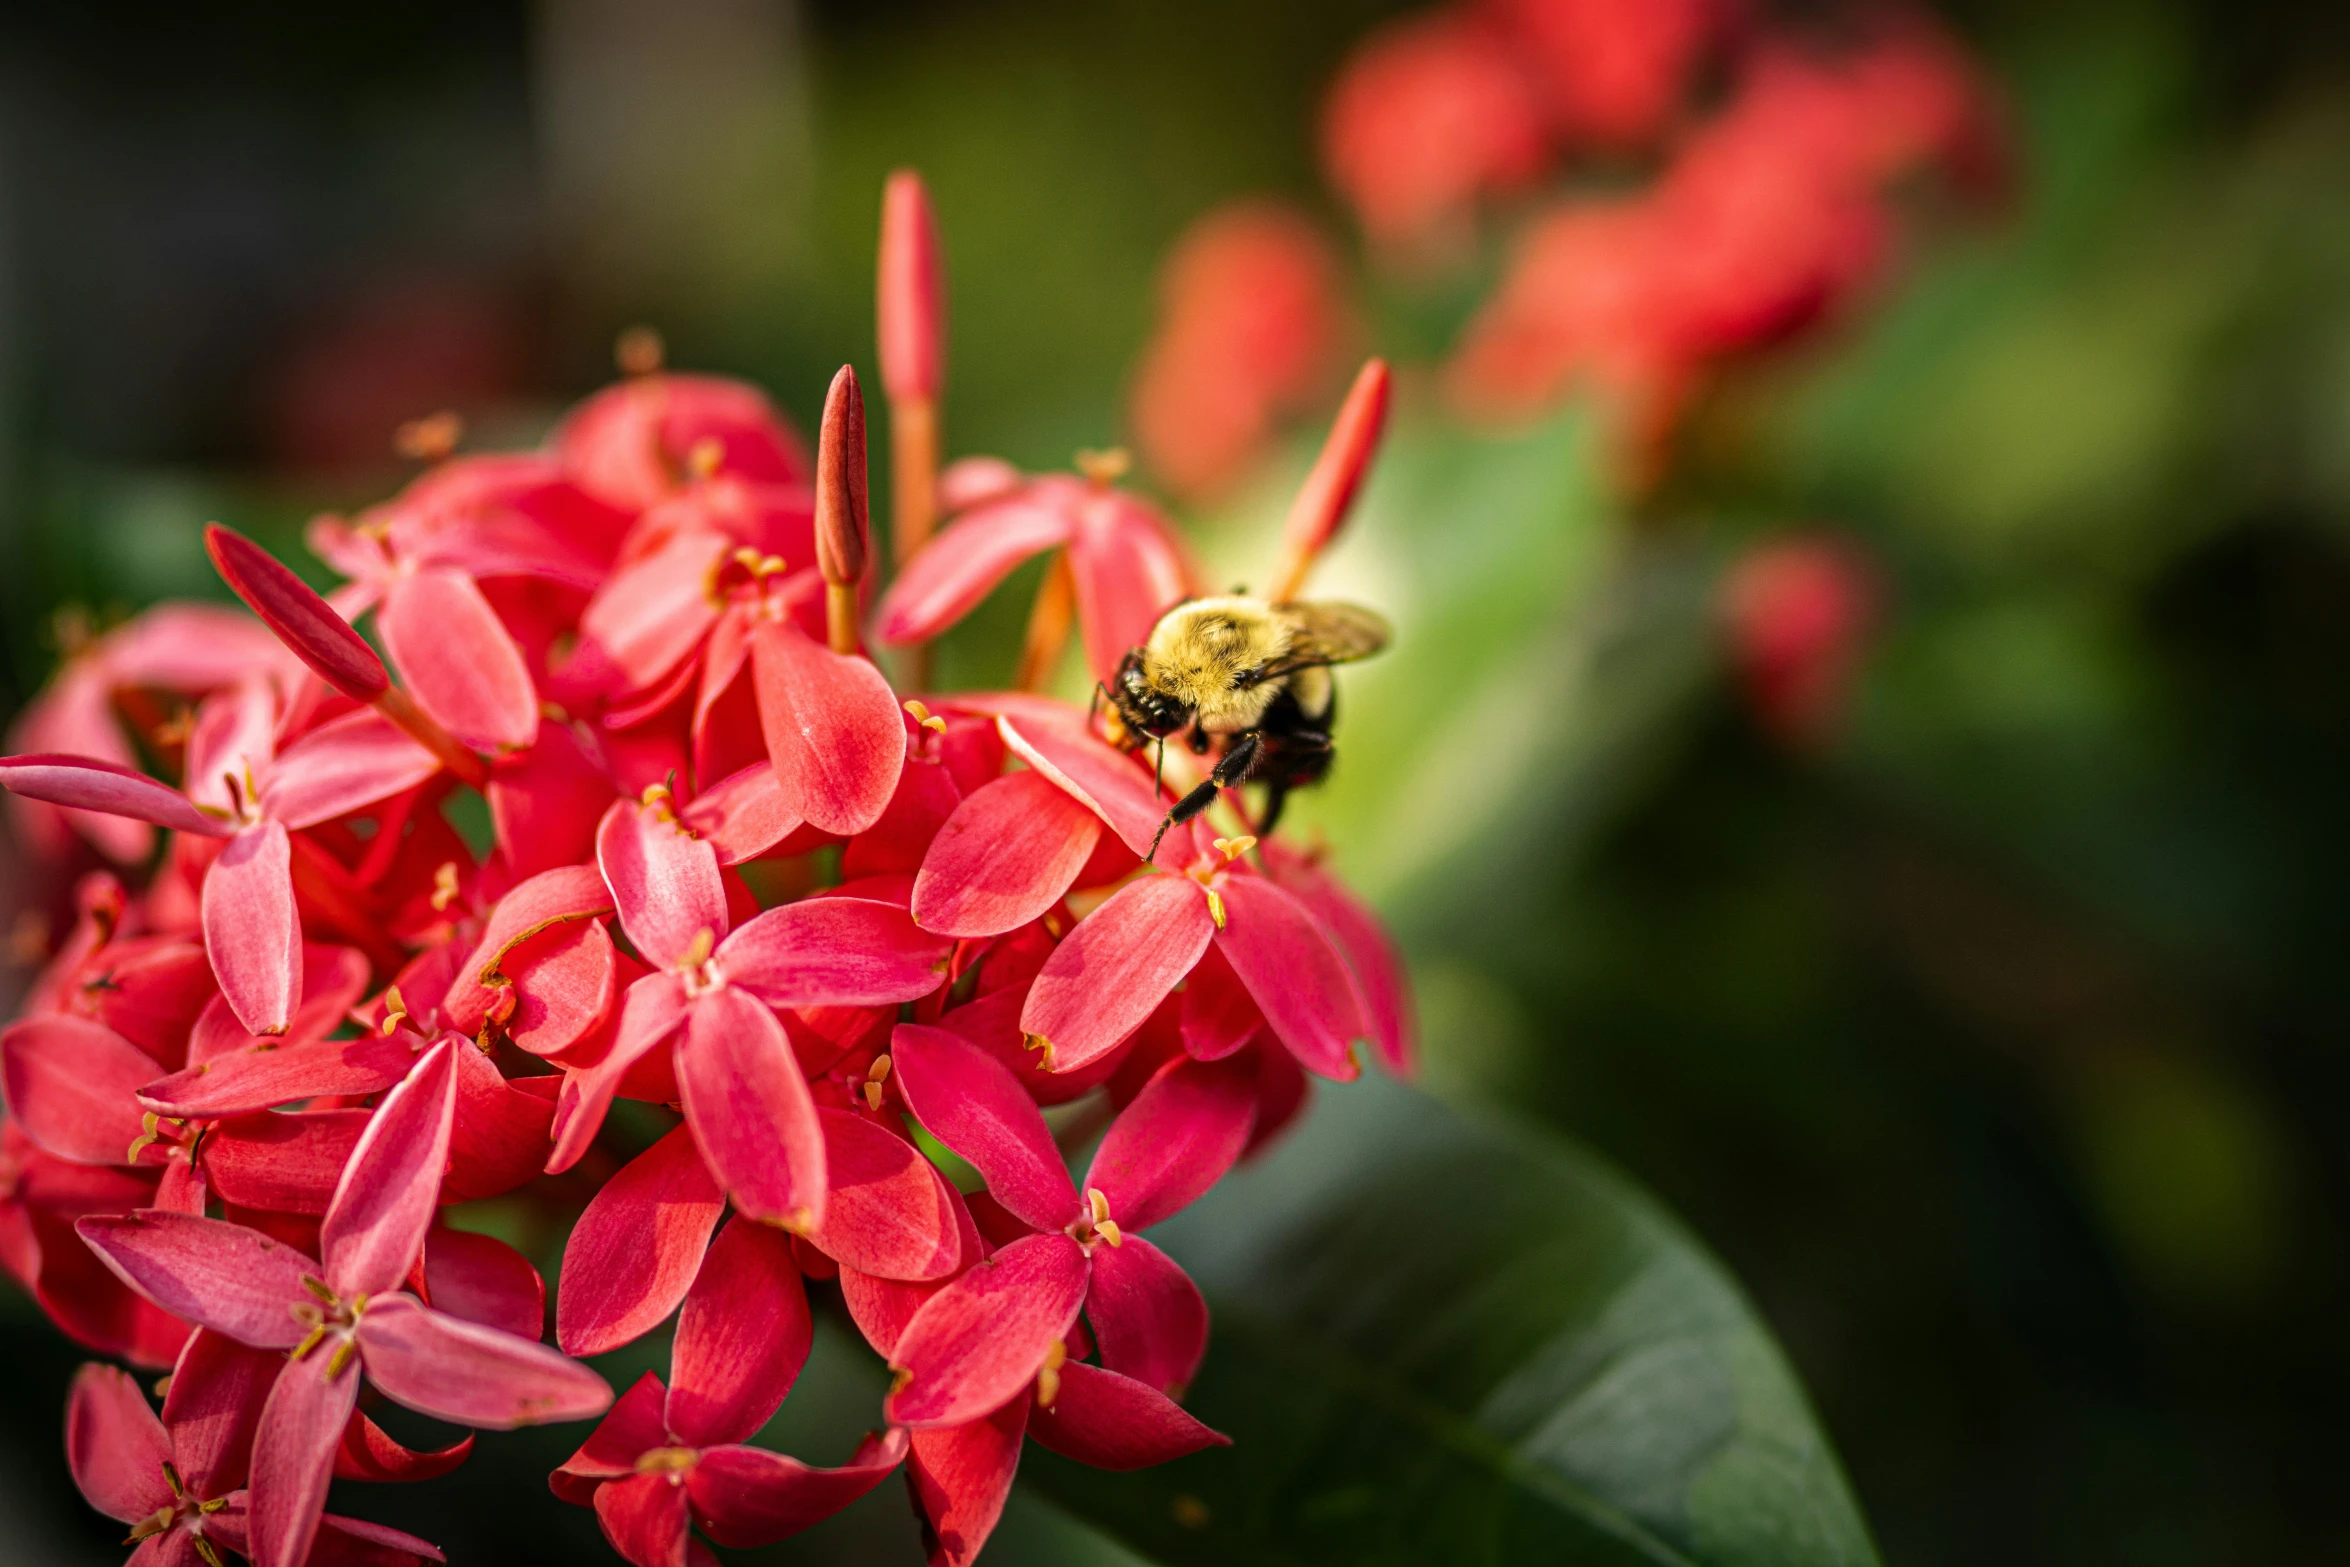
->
139;1033;424;1121
1179;941;1266;1062
190;945;373;1066
994;715;1174;864
906;1400;1027;1567
355;1293;611;1428
556;1123;723;1356
0;753;232;837
839;753;964;880
750;621;904;836
440;863;616;1036
575;528;725;699
1027;1361;1229;1469
804;1107;963;1282
205;523;388;703
1065;488;1197;685
488;720;619;882
76;1210;313;1348
878;170;945;404
687;1431;911;1549
1;1016;155;1164
1021;875;1216;1074
258;710;441;831
675;988;827;1230
885;1231;1089;1429
202;822;304;1038
494;919;618;1061
164;1328;281;1496
1085;1235;1208;1395
422;1226;544;1342
65;1362;172;1523
891;1024;1077;1232
321;1038;457;1299
248;1343;363;1567
1265;842;1416;1073
444;1047;559;1203
204;1111;369;1215
666;1215;810;1449
335;1409;474;1484
1214;876;1368;1079
590;1470;691;1567
677;761;802;866
378;568;540;752
1087;1054;1256;1232
911;770;1102;939
598;797;727;972
717;897;951;1009
552;1369;669;1505
544;971;691;1174
875;496;1071;645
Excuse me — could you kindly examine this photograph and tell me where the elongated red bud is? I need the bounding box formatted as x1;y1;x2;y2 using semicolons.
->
203;523;388;701
878;171;944;404
1268;358;1391;603
816;366;870;656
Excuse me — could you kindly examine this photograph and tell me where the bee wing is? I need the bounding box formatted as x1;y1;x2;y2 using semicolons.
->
1264;601;1391;674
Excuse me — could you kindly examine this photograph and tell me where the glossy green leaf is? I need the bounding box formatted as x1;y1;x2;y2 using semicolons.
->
1023;1073;1877;1567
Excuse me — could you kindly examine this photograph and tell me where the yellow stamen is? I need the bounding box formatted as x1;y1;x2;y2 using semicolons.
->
863;1080;885;1112
299;1274;338;1304
393;409;463;463
324;1336;360;1379
289;1325;326;1362
126;1507;175;1543
616;324;664;376
1074;447;1130;487
1087;1188;1111;1225
161;1460;185;1497
902;699;947;734
679;927;715;971
636;1446;699;1474
1023;1033;1057;1070
1035;1339;1068;1408
688;437;724;480
380;985;409;1035
1213;835;1257;863
429;861;460;912
868;1053;894;1084
888;1366;913;1394
1205;887;1226;930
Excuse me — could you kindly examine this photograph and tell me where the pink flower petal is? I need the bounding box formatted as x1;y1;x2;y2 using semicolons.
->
440;864;616;1037
1179;940;1265;1061
308;1511;447;1565
183;676;279;816
139;1033;425;1120
804;1107;963;1282
203;822;304;1038
906;1400;1027;1567
875;496;1072;644
190;944;372;1066
378;568;539;752
318;1039;457;1299
248;1343;363;1567
890;1024;1077;1232
203;1111;369;1215
557;374;809;512
910;770;1102;938
1020;875;1216;1074
552;1369;670;1505
1027;1361;1229;1469
839;753;964;880
488;720;619;882
444;1045;558;1202
556;1123;723;1356
1;1016;156;1164
674;988;827;1230
545;972;691;1175
885;1231;1089;1429
1085;1054;1256;1231
76;1211;313;1348
1214;877;1368;1079
204;523;388;703
335;1409;474;1483
164;1328;283;1497
590;1470;691;1567
355;1293;611;1428
493;919;619;1061
259;709;442;831
66;1361;173;1522
750;620;904;836
0;753;232;837
1064;488;1197;684
597;797;727;972
1084;1235;1208;1395
677;761;802;866
687;1431;911;1549
666;1215;810;1448
575;527;726;697
1265;841;1416;1073
717;897;951;1008
993;714;1177;864
422;1226;544;1342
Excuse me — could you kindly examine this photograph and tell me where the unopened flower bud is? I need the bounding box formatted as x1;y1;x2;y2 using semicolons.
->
1269;358;1391;602
877;171;945;404
816;366;871;590
204;524;388;702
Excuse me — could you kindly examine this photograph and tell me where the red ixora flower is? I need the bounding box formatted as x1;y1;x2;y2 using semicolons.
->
0;168;1412;1567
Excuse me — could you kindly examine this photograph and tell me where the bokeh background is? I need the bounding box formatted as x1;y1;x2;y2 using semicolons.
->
5;0;2350;1562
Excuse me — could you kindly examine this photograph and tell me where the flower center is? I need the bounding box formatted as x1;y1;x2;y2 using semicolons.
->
288;1276;370;1378
675;927;724;996
1067;1186;1124;1252
636;1446;699;1476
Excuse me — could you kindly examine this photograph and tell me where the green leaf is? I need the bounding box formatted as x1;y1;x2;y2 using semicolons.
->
1022;1073;1877;1567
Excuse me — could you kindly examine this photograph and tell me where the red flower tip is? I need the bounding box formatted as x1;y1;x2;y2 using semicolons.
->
816;366;871;592
1720;535;1879;750
1270;358;1391;602
878;170;945;405
202;524;387;702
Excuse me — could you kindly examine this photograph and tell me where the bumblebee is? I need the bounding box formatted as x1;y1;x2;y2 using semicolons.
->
1103;596;1391;859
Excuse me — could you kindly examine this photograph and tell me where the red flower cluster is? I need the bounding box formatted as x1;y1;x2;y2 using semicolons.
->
0;172;1410;1567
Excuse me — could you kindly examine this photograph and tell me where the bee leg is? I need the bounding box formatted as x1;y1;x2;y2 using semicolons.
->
1154;735;1166;798
1147;731;1260;862
1257;783;1290;838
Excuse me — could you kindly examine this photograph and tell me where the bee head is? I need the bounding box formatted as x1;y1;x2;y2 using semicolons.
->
1117;659;1190;737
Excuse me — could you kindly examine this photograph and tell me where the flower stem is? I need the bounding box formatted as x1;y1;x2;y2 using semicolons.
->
1013;551;1076;692
374;686;489;790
